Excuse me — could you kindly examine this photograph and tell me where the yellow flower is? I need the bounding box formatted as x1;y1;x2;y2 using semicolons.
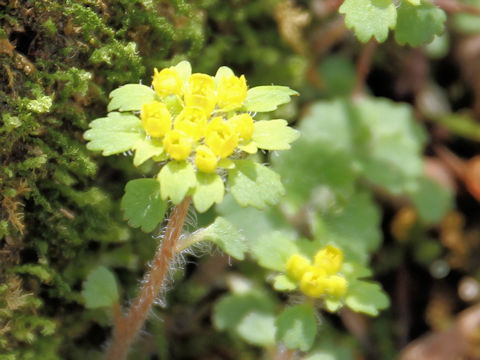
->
184;94;216;116
314;245;343;275
299;267;328;298
174;107;208;141
205;117;238;158
186;73;215;96
140;101;172;138
323;275;348;298
163;129;192;160
228;113;254;141
195;145;218;173
217;74;247;110
286;254;312;281
152;67;183;98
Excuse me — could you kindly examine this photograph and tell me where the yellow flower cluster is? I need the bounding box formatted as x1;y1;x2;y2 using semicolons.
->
140;65;252;173
286;245;348;299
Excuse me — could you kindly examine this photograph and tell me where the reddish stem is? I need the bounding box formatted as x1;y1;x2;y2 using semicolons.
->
106;197;191;360
272;344;296;360
435;0;480;16
353;39;377;99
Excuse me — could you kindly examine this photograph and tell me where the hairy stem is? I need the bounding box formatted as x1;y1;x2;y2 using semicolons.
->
106;197;191;360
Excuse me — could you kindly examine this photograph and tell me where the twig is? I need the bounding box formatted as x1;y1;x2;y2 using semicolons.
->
434;0;480;16
353;39;377;99
106;197;191;360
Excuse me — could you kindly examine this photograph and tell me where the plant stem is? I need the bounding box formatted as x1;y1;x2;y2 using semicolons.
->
106;196;191;360
353;39;377;99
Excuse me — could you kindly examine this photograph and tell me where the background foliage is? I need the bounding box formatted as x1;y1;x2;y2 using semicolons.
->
1;0;480;359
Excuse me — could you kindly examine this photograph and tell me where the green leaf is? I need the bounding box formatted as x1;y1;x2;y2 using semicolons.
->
304;343;355;360
352;98;426;194
273;275;297;291
174;60;192;82
237;312;276;346
408;177;452;224
84;112;144;156
217;194;294;245
244;86;299;112
313;192;381;264
276;304;317;351
324;298;344;313
252;120;300;150
215;66;235;86
213;292;276;346
272;138;355;207
107;84;157;112
251;231;298;271
339;0;397;43
158;161;196;204
133;138;165;166
299;98;425;195
121;179;167;232
228;160;285;209
192;172;225;213
345;281;389;316
199;217;247;260
394;1;446;46
82;266;119;309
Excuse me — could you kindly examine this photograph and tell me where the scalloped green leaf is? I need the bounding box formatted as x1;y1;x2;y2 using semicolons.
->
408;177;452;224
228;160;284;209
158;161;196;204
339;0;397;43
394;1;446;46
251;231;298;271
213;291;276;346
252;120;300;150
273;275;297;291
82;266;119;309
244;86;299;112
313;191;381;264
275;304;317;351
199;217;247;260
121;179;167;232
192;172;225;213
345;281;389;316
133;138;165;166
84;112;144;156
107;84;157;112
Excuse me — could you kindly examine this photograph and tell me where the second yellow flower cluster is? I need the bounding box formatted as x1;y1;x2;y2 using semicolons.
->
286;245;348;299
140;64;253;173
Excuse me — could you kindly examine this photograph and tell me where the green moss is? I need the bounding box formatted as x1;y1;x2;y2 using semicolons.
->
0;0;303;358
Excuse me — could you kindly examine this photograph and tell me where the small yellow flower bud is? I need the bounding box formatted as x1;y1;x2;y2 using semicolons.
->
140;101;172;138
184;94;216;116
300;267;328;298
217;74;247;110
314;245;344;275
229;113;254;141
174;107;208;141
324;275;348;298
187;73;215;95
152;67;183;97
163;129;192;160
286;254;312;281
205;117;238;158
195;145;218;173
